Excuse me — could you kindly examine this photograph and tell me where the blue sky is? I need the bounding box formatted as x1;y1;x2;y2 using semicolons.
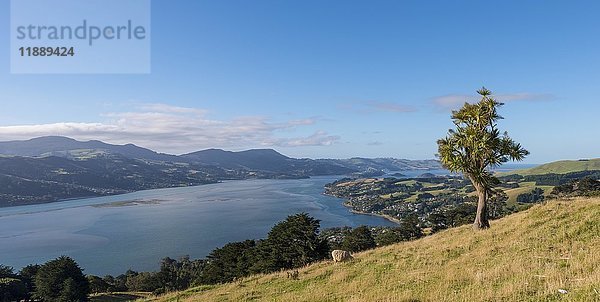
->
0;1;599;163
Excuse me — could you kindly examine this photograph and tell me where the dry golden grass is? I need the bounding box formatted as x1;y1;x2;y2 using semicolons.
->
147;197;600;302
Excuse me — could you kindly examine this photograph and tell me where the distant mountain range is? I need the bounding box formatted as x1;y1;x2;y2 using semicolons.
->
0;136;442;207
0;136;179;161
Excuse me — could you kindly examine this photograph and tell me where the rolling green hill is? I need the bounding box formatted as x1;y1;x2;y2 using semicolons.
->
146;197;600;302
500;158;600;176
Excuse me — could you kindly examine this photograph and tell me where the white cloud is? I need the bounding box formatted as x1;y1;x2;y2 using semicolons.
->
432;92;556;111
270;131;340;147
0;104;340;154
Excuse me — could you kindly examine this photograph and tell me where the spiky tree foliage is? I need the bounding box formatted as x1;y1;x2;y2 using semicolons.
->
437;87;529;229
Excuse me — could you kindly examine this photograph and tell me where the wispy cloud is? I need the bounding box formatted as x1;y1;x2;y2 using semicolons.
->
269;131;340;147
340;100;416;114
431;92;556;111
0;104;340;154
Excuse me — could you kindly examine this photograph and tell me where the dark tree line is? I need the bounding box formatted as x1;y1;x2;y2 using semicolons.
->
517;188;545;203
549;177;600;198
321;214;424;251
201;213;330;284
0;257;88;302
500;170;600;186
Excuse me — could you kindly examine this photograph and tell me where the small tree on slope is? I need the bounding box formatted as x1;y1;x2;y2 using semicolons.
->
437;87;529;230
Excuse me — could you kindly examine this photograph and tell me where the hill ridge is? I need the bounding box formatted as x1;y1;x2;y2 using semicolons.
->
500;158;600;176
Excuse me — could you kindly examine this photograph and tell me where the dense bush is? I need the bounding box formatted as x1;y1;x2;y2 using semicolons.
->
18;264;39;298
0;266;15;279
517;188;545;203
524;170;600;186
156;256;205;292
249;213;329;274
341;226;376;252
550;177;600;198
487;190;515;219
87;275;109;294
124;271;161;292
319;226;352;250
417;193;435;200
200;240;256;284
0;278;27;301
34;256;90;302
427;203;477;232
200;213;330;284
374;215;423;246
320;217;424;250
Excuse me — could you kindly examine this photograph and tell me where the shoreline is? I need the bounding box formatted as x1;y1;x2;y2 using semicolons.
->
323;190;402;225
0;176;342;210
0;175;325;209
0;179;234;209
347;208;401;224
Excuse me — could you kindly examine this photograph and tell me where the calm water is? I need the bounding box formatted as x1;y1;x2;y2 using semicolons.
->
0;175;398;275
0;165;535;276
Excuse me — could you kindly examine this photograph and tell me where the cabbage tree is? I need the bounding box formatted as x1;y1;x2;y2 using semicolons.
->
437;87;529;229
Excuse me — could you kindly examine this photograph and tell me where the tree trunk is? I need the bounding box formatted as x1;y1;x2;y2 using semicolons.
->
473;185;490;230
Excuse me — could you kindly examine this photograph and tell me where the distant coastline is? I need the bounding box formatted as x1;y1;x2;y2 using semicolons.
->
348;207;401;224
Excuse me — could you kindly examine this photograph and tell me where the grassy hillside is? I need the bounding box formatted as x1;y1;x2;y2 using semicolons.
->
500;158;600;176
147;197;600;302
